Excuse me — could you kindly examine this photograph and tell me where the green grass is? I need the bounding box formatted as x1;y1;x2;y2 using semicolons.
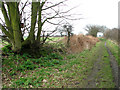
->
2;40;116;88
99;38;107;41
46;37;64;42
2;44;65;88
95;42;115;88
106;40;120;66
2;41;98;87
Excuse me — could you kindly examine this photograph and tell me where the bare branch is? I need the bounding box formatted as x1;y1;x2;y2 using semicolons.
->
0;23;13;39
46;20;64;26
20;0;29;15
41;29;57;44
42;1;64;10
42;13;59;25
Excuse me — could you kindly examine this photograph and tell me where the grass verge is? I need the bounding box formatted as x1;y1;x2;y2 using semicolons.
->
106;40;120;66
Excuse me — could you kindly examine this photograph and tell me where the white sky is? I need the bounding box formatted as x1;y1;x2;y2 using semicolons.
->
66;0;119;34
0;0;119;35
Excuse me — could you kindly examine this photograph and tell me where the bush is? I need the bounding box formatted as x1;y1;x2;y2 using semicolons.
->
104;28;120;43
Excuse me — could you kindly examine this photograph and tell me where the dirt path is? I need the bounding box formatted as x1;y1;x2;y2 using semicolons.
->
85;43;104;88
85;41;118;88
86;56;102;88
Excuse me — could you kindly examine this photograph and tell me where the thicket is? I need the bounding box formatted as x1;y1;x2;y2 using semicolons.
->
104;28;120;44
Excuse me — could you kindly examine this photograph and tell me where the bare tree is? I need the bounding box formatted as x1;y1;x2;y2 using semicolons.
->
104;28;120;43
58;23;73;47
85;25;107;37
0;0;81;52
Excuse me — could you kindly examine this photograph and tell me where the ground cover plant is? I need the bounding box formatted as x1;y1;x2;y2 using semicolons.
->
2;42;65;88
2;39;115;88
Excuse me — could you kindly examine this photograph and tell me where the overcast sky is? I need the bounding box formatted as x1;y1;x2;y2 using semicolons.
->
0;0;119;35
66;0;119;34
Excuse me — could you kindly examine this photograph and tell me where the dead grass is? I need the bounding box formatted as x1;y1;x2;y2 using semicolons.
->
60;34;99;53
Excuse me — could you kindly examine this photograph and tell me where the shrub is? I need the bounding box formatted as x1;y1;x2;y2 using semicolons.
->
104;28;120;43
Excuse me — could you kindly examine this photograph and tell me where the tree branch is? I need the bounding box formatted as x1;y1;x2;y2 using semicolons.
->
0;23;13;40
1;2;13;34
42;13;58;26
20;0;29;15
42;1;64;10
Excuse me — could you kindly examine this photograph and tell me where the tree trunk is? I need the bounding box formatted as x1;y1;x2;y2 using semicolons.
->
37;3;42;43
10;2;22;52
37;1;46;45
1;1;47;53
67;29;70;47
1;2;22;52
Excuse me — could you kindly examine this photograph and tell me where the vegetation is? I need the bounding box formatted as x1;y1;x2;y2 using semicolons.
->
104;28;120;44
58;24;74;47
0;0;77;53
46;37;64;42
95;40;115;88
85;25;107;37
63;24;73;47
2;43;64;88
0;0;119;88
2;39;115;88
106;40;120;66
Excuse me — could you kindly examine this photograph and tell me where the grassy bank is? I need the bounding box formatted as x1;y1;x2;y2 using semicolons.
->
2;40;115;88
106;40;120;66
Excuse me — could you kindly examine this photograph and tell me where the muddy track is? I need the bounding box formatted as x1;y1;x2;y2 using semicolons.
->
105;42;119;88
86;56;102;88
85;44;104;88
85;42;119;88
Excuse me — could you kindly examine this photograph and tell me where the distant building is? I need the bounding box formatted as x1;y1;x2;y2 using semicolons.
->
97;32;103;37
